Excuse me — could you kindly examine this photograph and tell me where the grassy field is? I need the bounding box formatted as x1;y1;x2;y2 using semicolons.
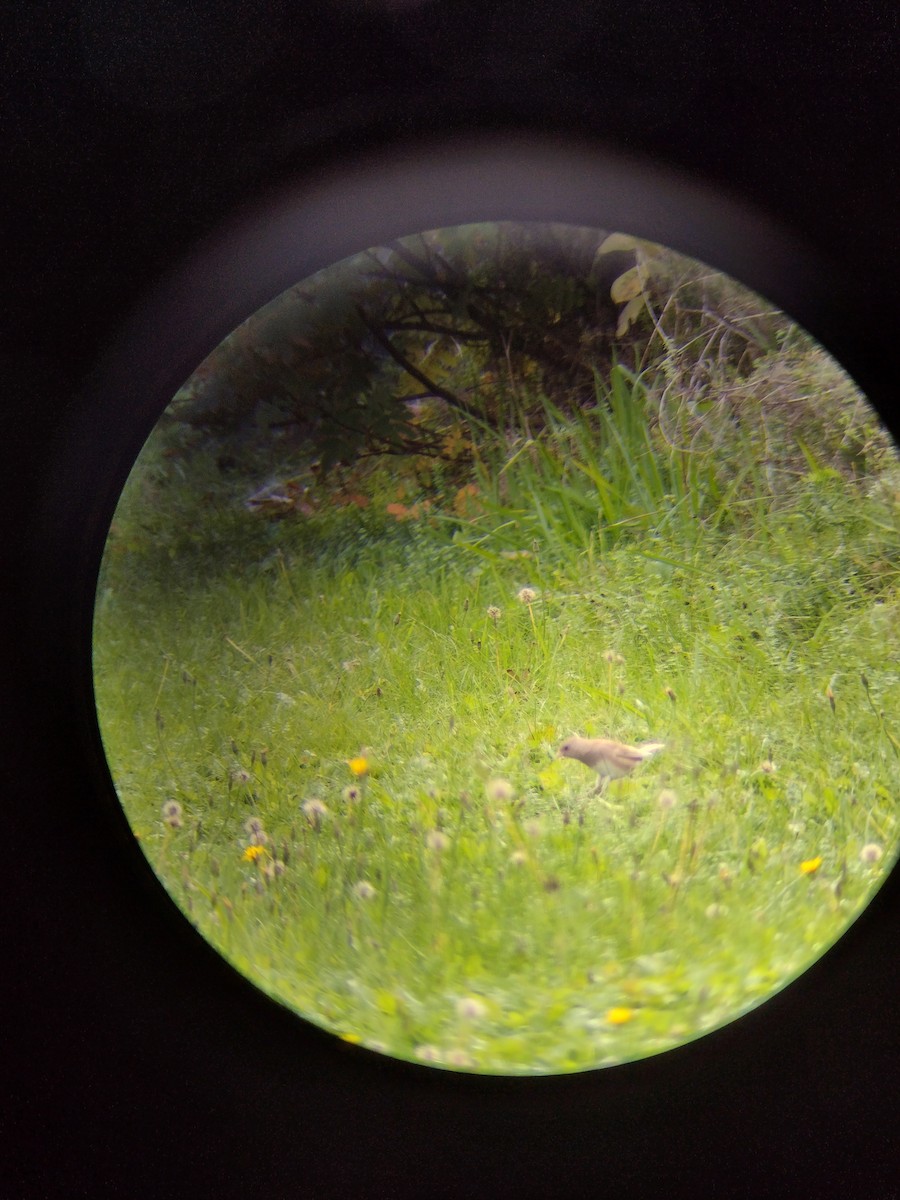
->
94;365;900;1075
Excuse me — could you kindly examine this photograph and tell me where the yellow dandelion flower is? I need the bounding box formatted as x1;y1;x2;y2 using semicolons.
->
800;856;823;875
348;756;369;777
340;1032;362;1044
242;844;267;863
606;1007;634;1026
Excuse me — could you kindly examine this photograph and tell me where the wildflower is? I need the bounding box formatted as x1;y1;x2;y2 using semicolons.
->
340;1032;362;1044
657;789;677;811
456;996;488;1021
353;880;376;900
800;856;823;875
860;843;884;865
243;816;267;845
414;1044;443;1063
510;849;528;867
603;649;625;664
242;844;266;863
486;778;514;802
606;1007;634;1026
342;785;362;804
516;587;537;604
446;1049;475;1069
486;605;502;623
759;759;777;774
231;768;251;786
348;756;369;777
302;798;328;826
426;830;450;852
161;800;183;829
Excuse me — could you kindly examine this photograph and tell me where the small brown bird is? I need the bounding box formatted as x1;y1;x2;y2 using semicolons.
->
558;736;665;794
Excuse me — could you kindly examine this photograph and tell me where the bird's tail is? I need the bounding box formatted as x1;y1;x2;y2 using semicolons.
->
638;742;665;759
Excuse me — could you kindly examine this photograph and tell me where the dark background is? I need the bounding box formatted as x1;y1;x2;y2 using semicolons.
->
4;2;899;1196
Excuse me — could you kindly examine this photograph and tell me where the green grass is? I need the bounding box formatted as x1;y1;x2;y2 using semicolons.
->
93;381;900;1075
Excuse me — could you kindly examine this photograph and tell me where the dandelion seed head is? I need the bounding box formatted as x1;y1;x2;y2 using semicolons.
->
860;843;884;864
302;798;328;825
510;849;528;867
759;759;777;774
446;1049;475;1068
426;830;450;852
353;880;377;900
342;785;362;803
161;800;183;828
524;818;542;838
657;789;677;811
486;778;514;802
486;605;502;621
414;1044;443;1063
516;587;537;604
456;996;487;1021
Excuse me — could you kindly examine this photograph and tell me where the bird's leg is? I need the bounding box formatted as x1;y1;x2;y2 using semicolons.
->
592;776;622;810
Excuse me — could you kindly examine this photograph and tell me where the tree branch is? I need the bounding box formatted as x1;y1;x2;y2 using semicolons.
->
354;306;497;430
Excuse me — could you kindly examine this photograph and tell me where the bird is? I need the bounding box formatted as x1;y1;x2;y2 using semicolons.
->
558;736;665;795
